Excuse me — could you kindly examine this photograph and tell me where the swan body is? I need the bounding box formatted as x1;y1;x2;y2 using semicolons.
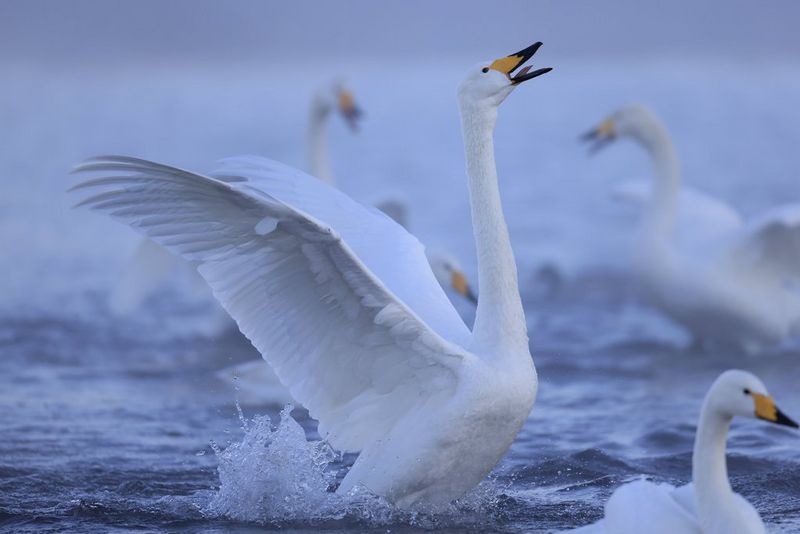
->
610;179;742;262
586;105;800;351
71;43;551;506
108;82;361;324
569;369;798;533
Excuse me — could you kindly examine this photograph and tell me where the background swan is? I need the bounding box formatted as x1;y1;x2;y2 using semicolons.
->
569;369;798;534
71;43;551;507
307;82;362;184
108;82;362;323
584;105;800;351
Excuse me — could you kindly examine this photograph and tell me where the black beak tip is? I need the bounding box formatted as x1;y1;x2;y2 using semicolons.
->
516;41;544;58
344;109;362;132
775;408;799;429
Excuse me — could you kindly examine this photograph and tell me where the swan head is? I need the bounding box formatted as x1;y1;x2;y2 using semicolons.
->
458;42;551;110
582;105;666;153
312;82;363;132
427;252;478;305
706;370;798;428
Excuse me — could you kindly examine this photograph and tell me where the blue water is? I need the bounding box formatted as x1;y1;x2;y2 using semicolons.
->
2;60;800;532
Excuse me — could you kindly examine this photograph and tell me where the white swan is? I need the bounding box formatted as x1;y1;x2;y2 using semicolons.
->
568;369;798;534
108;82;362;318
307;83;362;184
584;105;800;351
71;43;552;506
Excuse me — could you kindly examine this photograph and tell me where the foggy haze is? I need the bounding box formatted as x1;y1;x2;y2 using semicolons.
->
1;0;799;67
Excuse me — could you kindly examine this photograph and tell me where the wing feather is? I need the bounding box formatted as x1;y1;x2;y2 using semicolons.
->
72;155;475;452
730;203;800;280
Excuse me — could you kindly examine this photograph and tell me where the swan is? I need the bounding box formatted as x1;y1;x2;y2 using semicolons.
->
108;82;363;318
568;369;798;534
70;42;552;506
307;82;362;184
583;105;800;351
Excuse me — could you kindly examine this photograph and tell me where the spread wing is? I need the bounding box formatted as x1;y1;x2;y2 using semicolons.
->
729;203;800;281
72;155;476;452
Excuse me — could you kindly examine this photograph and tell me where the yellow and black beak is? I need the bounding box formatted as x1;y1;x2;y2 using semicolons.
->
752;393;799;428
338;89;362;132
452;270;478;305
489;41;552;85
580;117;616;154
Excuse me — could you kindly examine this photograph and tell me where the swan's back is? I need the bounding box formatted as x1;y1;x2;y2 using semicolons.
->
604;480;700;534
613;179;742;267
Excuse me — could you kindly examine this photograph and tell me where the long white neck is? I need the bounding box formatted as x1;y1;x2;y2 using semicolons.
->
638;124;680;267
692;400;736;531
458;101;528;354
307;102;334;185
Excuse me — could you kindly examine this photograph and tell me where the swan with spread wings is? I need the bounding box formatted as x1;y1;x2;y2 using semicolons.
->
72;43;551;506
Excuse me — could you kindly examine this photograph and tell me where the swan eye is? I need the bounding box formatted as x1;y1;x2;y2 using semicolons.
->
481;67;489;73
743;388;751;395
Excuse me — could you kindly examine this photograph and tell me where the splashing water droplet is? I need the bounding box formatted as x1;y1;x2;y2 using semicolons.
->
203;405;516;528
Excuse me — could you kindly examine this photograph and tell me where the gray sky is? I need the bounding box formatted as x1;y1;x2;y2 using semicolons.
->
1;0;799;66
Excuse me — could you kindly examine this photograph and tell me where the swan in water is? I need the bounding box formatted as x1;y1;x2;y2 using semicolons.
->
583;105;800;351
568;369;797;533
71;42;551;506
108;82;363;321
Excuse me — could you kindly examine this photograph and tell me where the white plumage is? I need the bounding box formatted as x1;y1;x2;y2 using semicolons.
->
588;105;800;351
71;42;551;506
568;370;797;534
108;82;361;326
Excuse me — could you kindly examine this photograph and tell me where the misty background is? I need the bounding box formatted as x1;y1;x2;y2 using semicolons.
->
2;0;800;65
2;1;799;309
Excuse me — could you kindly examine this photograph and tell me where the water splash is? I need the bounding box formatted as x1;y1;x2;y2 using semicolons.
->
203;405;515;529
205;405;341;523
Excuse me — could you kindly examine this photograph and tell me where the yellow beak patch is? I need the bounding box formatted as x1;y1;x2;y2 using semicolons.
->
339;89;356;114
451;271;469;296
596;118;616;137
753;393;778;422
489;54;525;75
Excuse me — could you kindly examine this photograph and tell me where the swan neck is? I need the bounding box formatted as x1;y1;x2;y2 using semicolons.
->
640;126;680;263
692;400;735;530
459;102;528;352
308;103;334;184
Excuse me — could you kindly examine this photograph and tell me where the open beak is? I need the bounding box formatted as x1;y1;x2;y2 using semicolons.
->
581;118;616;155
452;270;478;305
753;393;799;428
489;42;552;85
338;89;363;132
